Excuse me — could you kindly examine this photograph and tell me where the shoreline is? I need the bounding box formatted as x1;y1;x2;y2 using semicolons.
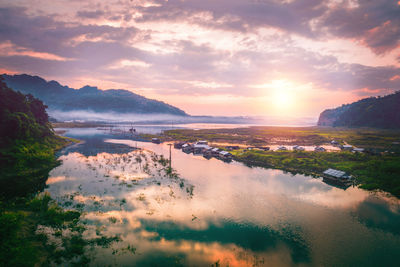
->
152;126;400;198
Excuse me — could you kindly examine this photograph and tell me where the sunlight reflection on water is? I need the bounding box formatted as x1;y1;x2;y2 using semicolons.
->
46;128;400;266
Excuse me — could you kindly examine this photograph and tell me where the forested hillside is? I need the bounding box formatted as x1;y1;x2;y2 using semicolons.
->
0;78;92;266
0;77;66;198
318;91;400;128
2;74;187;116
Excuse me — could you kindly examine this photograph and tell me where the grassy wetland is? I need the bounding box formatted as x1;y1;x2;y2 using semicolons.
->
162;126;400;150
2;123;400;266
159;126;400;197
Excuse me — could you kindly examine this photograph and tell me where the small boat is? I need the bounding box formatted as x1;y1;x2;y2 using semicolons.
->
151;138;161;144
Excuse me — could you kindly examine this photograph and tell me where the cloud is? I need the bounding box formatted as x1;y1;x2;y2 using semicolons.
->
0;6;141;57
317;0;400;54
134;0;327;35
76;9;105;19
0;1;399;117
0;40;70;61
132;0;400;54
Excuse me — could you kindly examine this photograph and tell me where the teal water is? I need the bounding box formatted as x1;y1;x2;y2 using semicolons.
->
46;128;400;266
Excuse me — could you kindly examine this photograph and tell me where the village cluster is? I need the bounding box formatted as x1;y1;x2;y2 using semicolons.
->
151;138;361;187
152;138;364;154
176;140;234;161
274;140;365;153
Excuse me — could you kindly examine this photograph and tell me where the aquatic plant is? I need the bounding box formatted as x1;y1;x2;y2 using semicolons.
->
108;217;118;224
186;185;194;198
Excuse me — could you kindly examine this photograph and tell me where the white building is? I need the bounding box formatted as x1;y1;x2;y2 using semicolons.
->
341;145;353;151
193;143;211;154
353;148;365;153
219;151;232;160
293;145;305;151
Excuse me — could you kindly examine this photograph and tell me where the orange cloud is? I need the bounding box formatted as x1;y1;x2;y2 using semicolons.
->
390;75;400;81
0;68;19;75
0;41;70;61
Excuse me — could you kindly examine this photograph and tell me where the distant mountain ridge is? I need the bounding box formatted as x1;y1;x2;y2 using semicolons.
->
318;91;400;128
1;74;187;116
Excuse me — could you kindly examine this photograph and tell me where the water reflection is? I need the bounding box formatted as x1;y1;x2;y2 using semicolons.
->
45;128;400;266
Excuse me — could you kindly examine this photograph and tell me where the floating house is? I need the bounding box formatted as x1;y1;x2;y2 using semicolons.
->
182;143;193;153
193;143;211;154
219;151;232;161
293;145;305;151
211;147;221;157
151;138;161;144
197;140;208;145
174;142;185;149
203;148;213;158
314;146;326;152
322;168;353;186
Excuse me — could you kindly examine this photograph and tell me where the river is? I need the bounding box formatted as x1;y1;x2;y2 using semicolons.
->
46;127;400;266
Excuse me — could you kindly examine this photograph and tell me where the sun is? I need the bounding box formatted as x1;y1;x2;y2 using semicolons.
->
273;90;293;106
270;80;294;107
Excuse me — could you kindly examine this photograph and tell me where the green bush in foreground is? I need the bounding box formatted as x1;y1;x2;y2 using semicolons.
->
0;193;89;267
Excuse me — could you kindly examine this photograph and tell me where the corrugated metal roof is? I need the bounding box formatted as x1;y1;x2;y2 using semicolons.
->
323;168;346;178
194;144;211;149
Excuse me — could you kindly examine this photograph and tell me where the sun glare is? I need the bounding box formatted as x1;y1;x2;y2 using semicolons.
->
270;79;294;107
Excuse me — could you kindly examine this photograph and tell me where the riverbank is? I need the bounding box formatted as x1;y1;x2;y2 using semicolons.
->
155;126;400;197
0;133;91;265
162;126;400;150
0;82;94;266
231;149;400;197
52;121;110;128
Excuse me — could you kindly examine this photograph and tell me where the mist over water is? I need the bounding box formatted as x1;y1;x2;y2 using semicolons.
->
49;110;188;123
49;109;317;126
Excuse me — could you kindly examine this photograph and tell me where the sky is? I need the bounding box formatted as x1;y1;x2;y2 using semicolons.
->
0;0;399;118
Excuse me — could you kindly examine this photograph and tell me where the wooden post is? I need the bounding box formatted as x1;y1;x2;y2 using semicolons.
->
168;143;172;175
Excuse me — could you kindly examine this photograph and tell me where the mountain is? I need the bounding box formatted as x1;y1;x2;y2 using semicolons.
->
318;91;400;128
1;74;187;116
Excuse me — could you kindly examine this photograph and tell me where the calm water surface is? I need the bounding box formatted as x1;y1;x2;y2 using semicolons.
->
47;128;400;266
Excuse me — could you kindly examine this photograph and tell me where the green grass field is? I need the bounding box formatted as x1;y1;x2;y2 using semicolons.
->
231;149;400;197
163;126;400;150
161;126;400;197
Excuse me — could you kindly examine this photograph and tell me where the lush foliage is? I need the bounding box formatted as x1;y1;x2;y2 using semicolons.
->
232;150;400;197
0;80;89;266
0;78;68;198
0;193;89;267
318;91;400;128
